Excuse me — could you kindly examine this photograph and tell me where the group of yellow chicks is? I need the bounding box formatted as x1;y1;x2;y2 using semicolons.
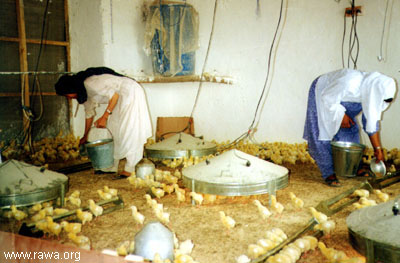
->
3;185;119;251
362;147;400;167
0;132;83;166
351;189;389;210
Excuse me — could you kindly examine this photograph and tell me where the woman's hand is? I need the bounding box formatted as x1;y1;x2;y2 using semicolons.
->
341;114;355;128
79;136;88;146
94;116;107;128
374;148;384;162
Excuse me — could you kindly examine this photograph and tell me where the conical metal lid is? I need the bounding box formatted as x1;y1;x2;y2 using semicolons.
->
145;133;216;159
182;149;289;196
347;200;400;247
0;160;68;208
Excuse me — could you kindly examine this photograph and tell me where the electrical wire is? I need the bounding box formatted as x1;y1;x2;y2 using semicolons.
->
218;0;285;152
248;0;284;131
341;12;346;68
159;0;218;140
345;0;359;69
378;0;389;62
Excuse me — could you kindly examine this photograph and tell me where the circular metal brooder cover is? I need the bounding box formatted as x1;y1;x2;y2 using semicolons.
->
0;160;68;208
145;133;217;159
182;149;289;196
347;199;400;262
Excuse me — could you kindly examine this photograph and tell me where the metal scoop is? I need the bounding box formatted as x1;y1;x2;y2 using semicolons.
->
370;158;387;178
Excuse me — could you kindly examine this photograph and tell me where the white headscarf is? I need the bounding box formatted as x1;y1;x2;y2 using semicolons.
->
315;69;396;140
361;72;396;133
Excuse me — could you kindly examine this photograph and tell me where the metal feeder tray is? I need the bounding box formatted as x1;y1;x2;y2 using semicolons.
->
0;160;69;209
182;149;289;196
145;133;217;159
347;199;400;263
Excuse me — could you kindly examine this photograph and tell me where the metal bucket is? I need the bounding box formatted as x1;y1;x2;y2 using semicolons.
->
85;138;114;170
331;141;365;178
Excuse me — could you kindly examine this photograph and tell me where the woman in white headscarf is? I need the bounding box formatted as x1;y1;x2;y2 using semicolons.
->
303;69;396;187
55;67;152;179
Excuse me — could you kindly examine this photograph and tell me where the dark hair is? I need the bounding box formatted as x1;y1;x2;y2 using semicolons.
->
384;98;393;103
55;67;123;104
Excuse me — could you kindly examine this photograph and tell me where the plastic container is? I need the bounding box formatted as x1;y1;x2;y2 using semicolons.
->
149;3;197;76
331;141;365;178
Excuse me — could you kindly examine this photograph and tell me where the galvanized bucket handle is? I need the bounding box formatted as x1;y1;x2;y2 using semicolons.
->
88;126;114;141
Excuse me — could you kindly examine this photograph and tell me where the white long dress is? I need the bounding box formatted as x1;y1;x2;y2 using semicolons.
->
83;74;152;172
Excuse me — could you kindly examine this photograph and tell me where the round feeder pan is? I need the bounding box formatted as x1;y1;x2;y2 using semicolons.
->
347;199;400;262
182;149;289;196
145;133;217;159
0;160;69;209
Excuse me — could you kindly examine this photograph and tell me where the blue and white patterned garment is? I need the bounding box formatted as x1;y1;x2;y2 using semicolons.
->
303;78;379;179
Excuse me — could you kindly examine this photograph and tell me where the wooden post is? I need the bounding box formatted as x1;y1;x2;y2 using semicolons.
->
16;0;30;142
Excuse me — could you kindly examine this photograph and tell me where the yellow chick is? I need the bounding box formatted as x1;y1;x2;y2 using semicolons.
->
88;199;103;217
35;220;49;234
270;195;284;215
70;190;80;198
247;244;265;259
104;186;118;197
253;200;272;220
236;254;251;263
271;227;288;240
116;240;135;256
151;187;165;199
318;242;348;263
257;239;276;252
97;189;112;200
66;192;81;207
352;189;370;198
289;192;304;210
54;208;69;215
265;230;284;244
190;192;203;206
293;237;312;253
174;184;186;203
359;197;377;206
374;189;389;203
144;194;153;207
46;216;62;237
178;239;194;255
10;205;27;221
43;206;54;216
76;209;93;225
68;232;90;250
340;257;366;263
302;235;318;250
174;254;196;263
161;183;175;195
280;246;301;262
28;203;42;215
314;219;336;236
60;221;82;234
203;194;217;204
31;209;46;222
267;253;292;263
309;207;328;223
130;205;145;225
219;211;235;231
155;208;170;225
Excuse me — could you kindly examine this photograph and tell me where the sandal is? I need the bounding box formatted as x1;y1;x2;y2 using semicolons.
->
112;174;130;180
357;169;374;178
324;174;342;187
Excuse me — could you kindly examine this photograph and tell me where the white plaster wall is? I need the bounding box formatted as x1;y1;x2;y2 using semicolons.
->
68;0;400;148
